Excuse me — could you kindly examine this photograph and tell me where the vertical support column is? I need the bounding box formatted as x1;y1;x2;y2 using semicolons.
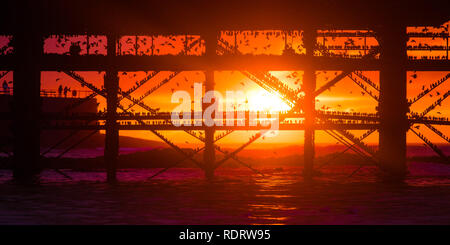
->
203;30;216;179
135;35;139;56
151;36;154;56
12;4;42;183
446;35;448;60
303;27;317;178
105;34;119;183
86;33;90;55
364;33;367;56
378;23;408;180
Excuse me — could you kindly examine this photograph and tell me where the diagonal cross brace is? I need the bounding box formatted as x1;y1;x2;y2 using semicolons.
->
348;73;379;101
185;130;264;176
317;129;376;169
314;46;381;97
407;90;450;161
410;128;449;163
425;124;450;143
63;71;158;114
63;72;205;169
214;132;263;169
409;73;450;106
218;39;301;108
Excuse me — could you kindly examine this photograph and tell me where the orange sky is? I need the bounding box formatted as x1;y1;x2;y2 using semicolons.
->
34;69;449;149
1;22;449;149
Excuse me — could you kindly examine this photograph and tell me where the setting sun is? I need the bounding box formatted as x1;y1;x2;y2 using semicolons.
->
247;90;291;112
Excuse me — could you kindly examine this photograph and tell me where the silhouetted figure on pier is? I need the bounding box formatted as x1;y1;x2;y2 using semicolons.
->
63;86;69;97
2;80;9;93
58;85;63;97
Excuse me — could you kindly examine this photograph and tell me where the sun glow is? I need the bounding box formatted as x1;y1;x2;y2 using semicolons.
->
246;90;291;112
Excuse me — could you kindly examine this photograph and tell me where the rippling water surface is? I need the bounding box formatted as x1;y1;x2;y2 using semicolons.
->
1;162;450;224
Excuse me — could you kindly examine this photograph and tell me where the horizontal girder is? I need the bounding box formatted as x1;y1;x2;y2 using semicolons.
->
4;0;448;34
0;55;449;71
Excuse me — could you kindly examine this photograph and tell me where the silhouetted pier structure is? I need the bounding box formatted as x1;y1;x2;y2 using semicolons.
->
1;1;449;183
